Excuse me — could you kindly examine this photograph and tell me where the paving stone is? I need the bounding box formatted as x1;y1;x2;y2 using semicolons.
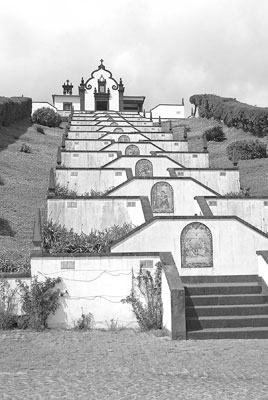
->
0;330;268;399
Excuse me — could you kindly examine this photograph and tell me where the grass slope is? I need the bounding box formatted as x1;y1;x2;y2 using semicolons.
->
0;121;62;263
164;118;268;196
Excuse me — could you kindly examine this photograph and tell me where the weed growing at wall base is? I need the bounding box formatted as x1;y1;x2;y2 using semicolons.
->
122;262;163;331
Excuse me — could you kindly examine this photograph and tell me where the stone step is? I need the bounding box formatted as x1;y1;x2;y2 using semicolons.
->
185;293;268;307
187;315;268;330
186;304;268;317
181;275;259;284
187;327;268;340
185;282;262;296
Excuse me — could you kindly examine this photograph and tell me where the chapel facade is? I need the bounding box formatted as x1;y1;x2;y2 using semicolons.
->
52;60;145;113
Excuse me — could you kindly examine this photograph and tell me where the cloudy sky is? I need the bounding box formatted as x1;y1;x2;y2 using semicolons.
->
1;0;268;114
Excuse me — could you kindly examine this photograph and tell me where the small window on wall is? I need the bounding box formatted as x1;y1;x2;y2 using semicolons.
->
63;102;72;111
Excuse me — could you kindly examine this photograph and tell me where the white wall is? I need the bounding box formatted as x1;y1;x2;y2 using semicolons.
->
111;218;268;276
65;139;112;151
31;255;161;328
108;178;216;215
67;131;105;140
151;104;185;119
55;168;130;194
207;198;268;232
143;132;174;140
100;132;149;141
158;152;209;168
152;140;188;152
174;169;240;195
61;151;119;168
53;95;80;110
103;156;183;175
47;198;146;232
257;254;268;288
103;141;163;155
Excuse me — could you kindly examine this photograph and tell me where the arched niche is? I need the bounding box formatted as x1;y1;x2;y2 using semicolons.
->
125;145;140;156
110;122;118;126
151;181;174;213
135;159;153;177
114;128;124;133
181;222;213;268
118;134;130;142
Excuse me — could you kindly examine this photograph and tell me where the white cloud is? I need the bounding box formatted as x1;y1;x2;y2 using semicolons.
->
1;0;268;110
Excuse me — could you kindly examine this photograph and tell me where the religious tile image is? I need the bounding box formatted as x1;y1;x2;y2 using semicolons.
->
181;222;213;268
125;145;140;155
151;182;174;213
135;159;153;177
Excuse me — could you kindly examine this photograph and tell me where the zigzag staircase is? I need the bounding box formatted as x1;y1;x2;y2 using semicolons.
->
181;275;268;339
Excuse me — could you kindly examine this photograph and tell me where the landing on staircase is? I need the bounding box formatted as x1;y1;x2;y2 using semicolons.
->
181;275;268;339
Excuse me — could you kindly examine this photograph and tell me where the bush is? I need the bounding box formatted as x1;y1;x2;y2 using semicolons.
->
17;276;61;330
20;143;32;153
35;125;45;134
42;220;135;254
189;94;268;136
32;107;62;128
204;126;226;142
0;279;18;330
121;262;163;331
0;256;30;273
54;183;78;198
75;312;94;330
0;97;32;126
226;140;267;160
0;218;15;237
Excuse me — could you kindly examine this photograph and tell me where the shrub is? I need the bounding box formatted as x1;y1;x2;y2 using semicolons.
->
226;140;267;160
0;218;16;237
54;183;78;198
42;220;135;254
189;94;268;136
17;276;61;330
75;312;94;330
0;97;32;127
32;107;62;128
204;126;226;142
121;262;163;331
20;143;32;153
0;279;18;330
35;125;45;134
0;256;30;273
225;187;251;197
90;187;115;196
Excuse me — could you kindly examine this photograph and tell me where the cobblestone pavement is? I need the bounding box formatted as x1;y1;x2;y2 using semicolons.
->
0;330;268;400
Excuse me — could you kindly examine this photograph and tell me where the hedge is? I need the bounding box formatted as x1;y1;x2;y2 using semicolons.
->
0;97;32;126
189;94;268;137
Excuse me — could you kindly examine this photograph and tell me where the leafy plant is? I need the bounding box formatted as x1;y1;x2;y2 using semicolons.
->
17;276;61;330
121;262;163;331
42;220;135;254
90;187;115;196
32;107;62;128
225;186;251;197
190;94;268;136
35;125;45;134
0;256;30;273
20;143;32;153
0;218;16;237
75;312;94;330
204;126;226;142
54;183;78;198
0;279;18;330
226;140;267;160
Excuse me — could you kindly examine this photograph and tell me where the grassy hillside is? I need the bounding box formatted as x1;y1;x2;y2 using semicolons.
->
0;120;62;266
165;118;268;196
1;117;268;268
